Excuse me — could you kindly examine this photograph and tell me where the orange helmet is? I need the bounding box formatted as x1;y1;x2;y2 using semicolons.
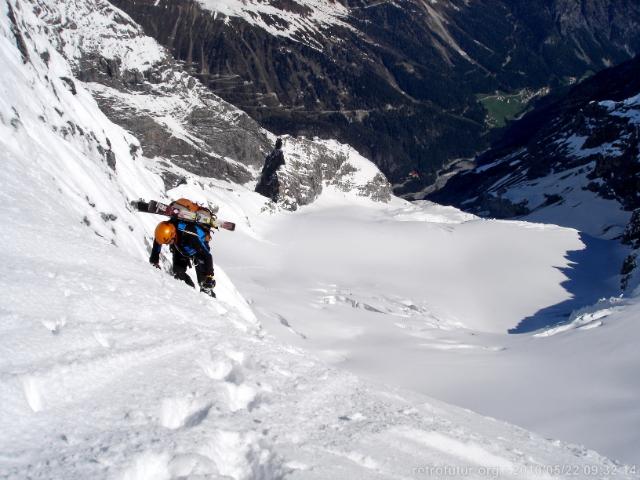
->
154;221;176;244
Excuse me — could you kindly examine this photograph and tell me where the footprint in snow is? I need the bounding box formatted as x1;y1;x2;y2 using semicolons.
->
197;351;236;382
197;349;264;412
198;430;288;480
225;383;262;412
41;316;66;334
131;431;288;479
159;395;213;430
121;451;171;480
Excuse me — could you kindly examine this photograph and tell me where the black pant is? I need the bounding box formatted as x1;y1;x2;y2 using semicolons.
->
171;249;213;288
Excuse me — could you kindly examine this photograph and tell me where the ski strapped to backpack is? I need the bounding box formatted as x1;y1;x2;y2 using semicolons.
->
132;199;236;231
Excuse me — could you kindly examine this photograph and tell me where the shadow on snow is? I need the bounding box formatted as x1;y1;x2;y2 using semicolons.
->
509;233;626;334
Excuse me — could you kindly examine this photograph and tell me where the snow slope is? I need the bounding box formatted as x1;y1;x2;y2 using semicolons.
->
2;0;640;477
2;141;637;478
165;179;639;466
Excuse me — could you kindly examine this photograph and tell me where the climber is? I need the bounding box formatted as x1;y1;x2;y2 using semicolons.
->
149;217;216;298
255;138;285;201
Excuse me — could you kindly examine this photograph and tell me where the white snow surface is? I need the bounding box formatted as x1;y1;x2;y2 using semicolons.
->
50;0;166;71
189;179;640;466
197;0;352;48
2;0;640;477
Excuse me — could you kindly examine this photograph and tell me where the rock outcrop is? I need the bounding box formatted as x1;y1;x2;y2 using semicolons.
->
272;137;392;210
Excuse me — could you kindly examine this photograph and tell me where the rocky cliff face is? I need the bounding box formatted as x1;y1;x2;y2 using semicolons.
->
429;55;640;290
109;0;640;194
28;0;391;209
276;138;391;210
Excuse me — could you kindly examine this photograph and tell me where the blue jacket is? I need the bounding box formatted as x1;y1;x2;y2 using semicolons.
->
149;221;213;275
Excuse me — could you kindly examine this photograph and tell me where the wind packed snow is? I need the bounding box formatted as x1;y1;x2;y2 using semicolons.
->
2;0;640;478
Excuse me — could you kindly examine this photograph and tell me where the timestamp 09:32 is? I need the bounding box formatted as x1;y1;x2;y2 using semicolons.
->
411;464;638;477
513;464;638;477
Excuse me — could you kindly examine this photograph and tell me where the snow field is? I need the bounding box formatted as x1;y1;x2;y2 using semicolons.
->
4;207;632;478
170;177;640;464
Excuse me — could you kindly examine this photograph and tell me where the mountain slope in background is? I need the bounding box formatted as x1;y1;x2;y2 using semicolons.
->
38;0;390;211
110;0;640;193
5;0;640;477
429;54;640;291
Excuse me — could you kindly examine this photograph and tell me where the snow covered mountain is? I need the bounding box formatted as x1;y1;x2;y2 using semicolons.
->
110;0;640;193
2;0;640;477
31;0;390;211
429;55;640;291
